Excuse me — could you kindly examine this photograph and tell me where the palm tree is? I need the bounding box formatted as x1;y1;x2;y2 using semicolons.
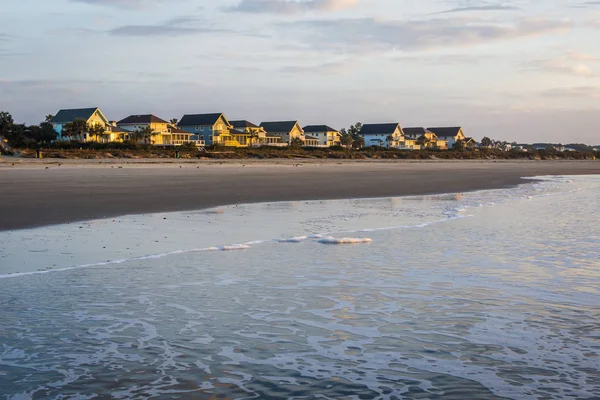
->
417;135;428;148
170;118;178;125
62;118;87;142
45;114;54;123
135;126;156;144
386;134;394;148
249;130;260;147
88;124;107;143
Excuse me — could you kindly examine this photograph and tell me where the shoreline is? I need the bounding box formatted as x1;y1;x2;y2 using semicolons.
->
1;159;599;231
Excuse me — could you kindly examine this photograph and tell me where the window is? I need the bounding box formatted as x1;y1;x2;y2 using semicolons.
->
195;126;200;131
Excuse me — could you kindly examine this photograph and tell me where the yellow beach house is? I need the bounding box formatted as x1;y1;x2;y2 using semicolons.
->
260;121;305;146
403;127;446;150
117;114;199;146
302;125;342;147
427;127;467;149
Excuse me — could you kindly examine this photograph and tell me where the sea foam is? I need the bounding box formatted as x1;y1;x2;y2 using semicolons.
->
317;237;373;245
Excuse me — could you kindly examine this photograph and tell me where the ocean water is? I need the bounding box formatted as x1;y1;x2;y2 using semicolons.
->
1;175;599;400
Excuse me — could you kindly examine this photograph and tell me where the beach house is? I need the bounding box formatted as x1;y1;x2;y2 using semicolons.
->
260;121;305;145
302;125;341;147
358;123;403;148
117;114;170;135
403;127;449;150
51;107;110;141
178;113;232;146
427;127;466;149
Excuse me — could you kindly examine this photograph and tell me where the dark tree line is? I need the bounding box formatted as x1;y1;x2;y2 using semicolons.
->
0;111;57;148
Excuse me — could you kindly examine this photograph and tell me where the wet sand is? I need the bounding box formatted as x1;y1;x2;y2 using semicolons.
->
1;158;599;231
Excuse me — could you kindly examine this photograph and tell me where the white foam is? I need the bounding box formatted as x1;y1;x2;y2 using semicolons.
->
219;244;250;251
317;237;373;245
278;236;308;243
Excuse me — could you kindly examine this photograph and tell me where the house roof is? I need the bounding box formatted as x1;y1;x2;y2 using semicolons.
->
260;121;299;133
168;125;190;134
403;127;427;136
427;127;462;137
230;129;246;135
230;120;258;129
52;108;101;123
303;125;338;133
305;135;319;140
117;114;169;125
179;113;225;126
107;125;127;133
359;123;400;135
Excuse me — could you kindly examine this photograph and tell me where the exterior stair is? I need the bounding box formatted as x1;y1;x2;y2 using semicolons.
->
0;135;13;155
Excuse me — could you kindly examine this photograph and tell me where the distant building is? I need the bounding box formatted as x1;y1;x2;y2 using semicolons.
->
403;127;445;149
260;121;305;145
229;120;281;146
178;113;232;146
302;125;341;147
427;127;466;149
117;114;170;135
51;107;109;141
358;123;403;148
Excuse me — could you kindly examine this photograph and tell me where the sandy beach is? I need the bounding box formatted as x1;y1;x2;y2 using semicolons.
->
1;158;599;231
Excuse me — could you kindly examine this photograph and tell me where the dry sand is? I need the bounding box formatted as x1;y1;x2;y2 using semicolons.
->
1;158;599;231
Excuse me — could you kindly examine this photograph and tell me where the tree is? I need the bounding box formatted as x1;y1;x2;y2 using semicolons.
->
62;118;88;142
0;111;14;137
417;135;429;148
25;123;57;143
348;122;363;136
45;114;54;123
170;118;178;125
249;130;260;147
453;139;465;151
480;137;492;148
88;124;107;143
386;134;395;148
352;135;365;149
133;126;156;144
340;133;353;149
290;137;304;149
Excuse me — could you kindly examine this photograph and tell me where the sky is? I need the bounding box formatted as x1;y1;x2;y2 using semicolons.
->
0;0;599;143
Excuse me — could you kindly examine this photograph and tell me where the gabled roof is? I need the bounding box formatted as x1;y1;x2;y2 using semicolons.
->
107;125;127;133
303;125;338;133
260;121;300;133
230;120;258;129
117;114;169;125
427;127;463;137
52;108;103;124
403;127;427;136
179;113;226;126
168;125;191;134
359;123;400;135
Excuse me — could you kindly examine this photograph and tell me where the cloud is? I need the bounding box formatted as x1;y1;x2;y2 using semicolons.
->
527;50;597;77
70;0;174;9
279;59;355;74
225;0;359;14
281;16;573;53
437;5;520;14
543;86;600;98
108;16;221;37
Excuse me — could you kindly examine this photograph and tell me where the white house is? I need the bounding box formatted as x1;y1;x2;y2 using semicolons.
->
358;123;404;148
